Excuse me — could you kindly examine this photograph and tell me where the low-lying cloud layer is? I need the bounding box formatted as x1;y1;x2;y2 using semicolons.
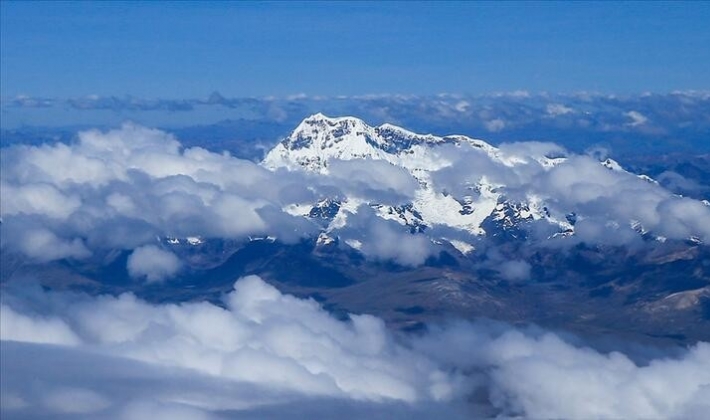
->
1;121;709;272
430;143;710;246
0;123;427;269
2;275;708;419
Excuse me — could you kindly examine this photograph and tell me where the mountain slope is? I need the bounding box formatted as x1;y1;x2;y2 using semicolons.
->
263;114;574;244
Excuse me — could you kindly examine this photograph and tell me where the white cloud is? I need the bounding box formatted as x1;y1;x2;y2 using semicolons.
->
484;118;506;132
546;103;574;116
1;121;709;270
454;101;470;112
338;208;436;266
535;156;710;243
432;142;710;246
326;159;420;203
1;277;708;419
210;194;269;237
0;305;80;346
412;322;710;419
361;221;433;267
486;338;710;418
626;110;648;127
3;117;710;419
1;276;453;408
0;122;429;267
0;182;81;219
15;228;91;262
0;124;305;263
127;245;181;282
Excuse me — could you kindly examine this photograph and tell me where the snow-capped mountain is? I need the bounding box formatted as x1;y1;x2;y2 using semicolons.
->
262;113;704;252
263;114;572;243
263;113;500;172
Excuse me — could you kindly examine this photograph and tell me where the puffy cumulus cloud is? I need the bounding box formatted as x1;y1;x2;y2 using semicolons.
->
2;120;709;271
18;124;267;191
11;227;91;262
1;340;471;420
127;245;182;282
1;275;457;419
430;140;564;195
535;156;710;244
541;157;622;202
0;305;80;346
0;123;422;266
0;124;308;264
428;142;710;245
338;207;436;267
429;145;522;198
0;182;81;219
413;322;710;419
7;120;710;274
360;222;434;267
326;159;420;203
2;277;708;419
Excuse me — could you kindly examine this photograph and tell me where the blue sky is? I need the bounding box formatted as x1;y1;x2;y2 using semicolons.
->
2;1;709;99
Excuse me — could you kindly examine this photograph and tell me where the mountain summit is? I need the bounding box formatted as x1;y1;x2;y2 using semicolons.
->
263;113;498;172
260;114;710;254
262;114;573;244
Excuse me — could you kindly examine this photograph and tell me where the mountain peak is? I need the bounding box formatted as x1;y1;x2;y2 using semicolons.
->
261;114;379;171
262;114;498;172
306;112;329;120
302;112;334;123
260;115;684;245
302;113;365;125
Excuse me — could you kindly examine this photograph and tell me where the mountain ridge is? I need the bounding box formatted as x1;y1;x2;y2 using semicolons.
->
262;114;595;247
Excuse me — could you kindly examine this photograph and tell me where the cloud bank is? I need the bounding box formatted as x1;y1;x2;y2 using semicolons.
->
1;275;708;419
1;124;425;269
2;121;709;273
428;141;710;246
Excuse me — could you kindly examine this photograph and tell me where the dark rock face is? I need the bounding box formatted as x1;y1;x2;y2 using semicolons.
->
309;199;342;221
